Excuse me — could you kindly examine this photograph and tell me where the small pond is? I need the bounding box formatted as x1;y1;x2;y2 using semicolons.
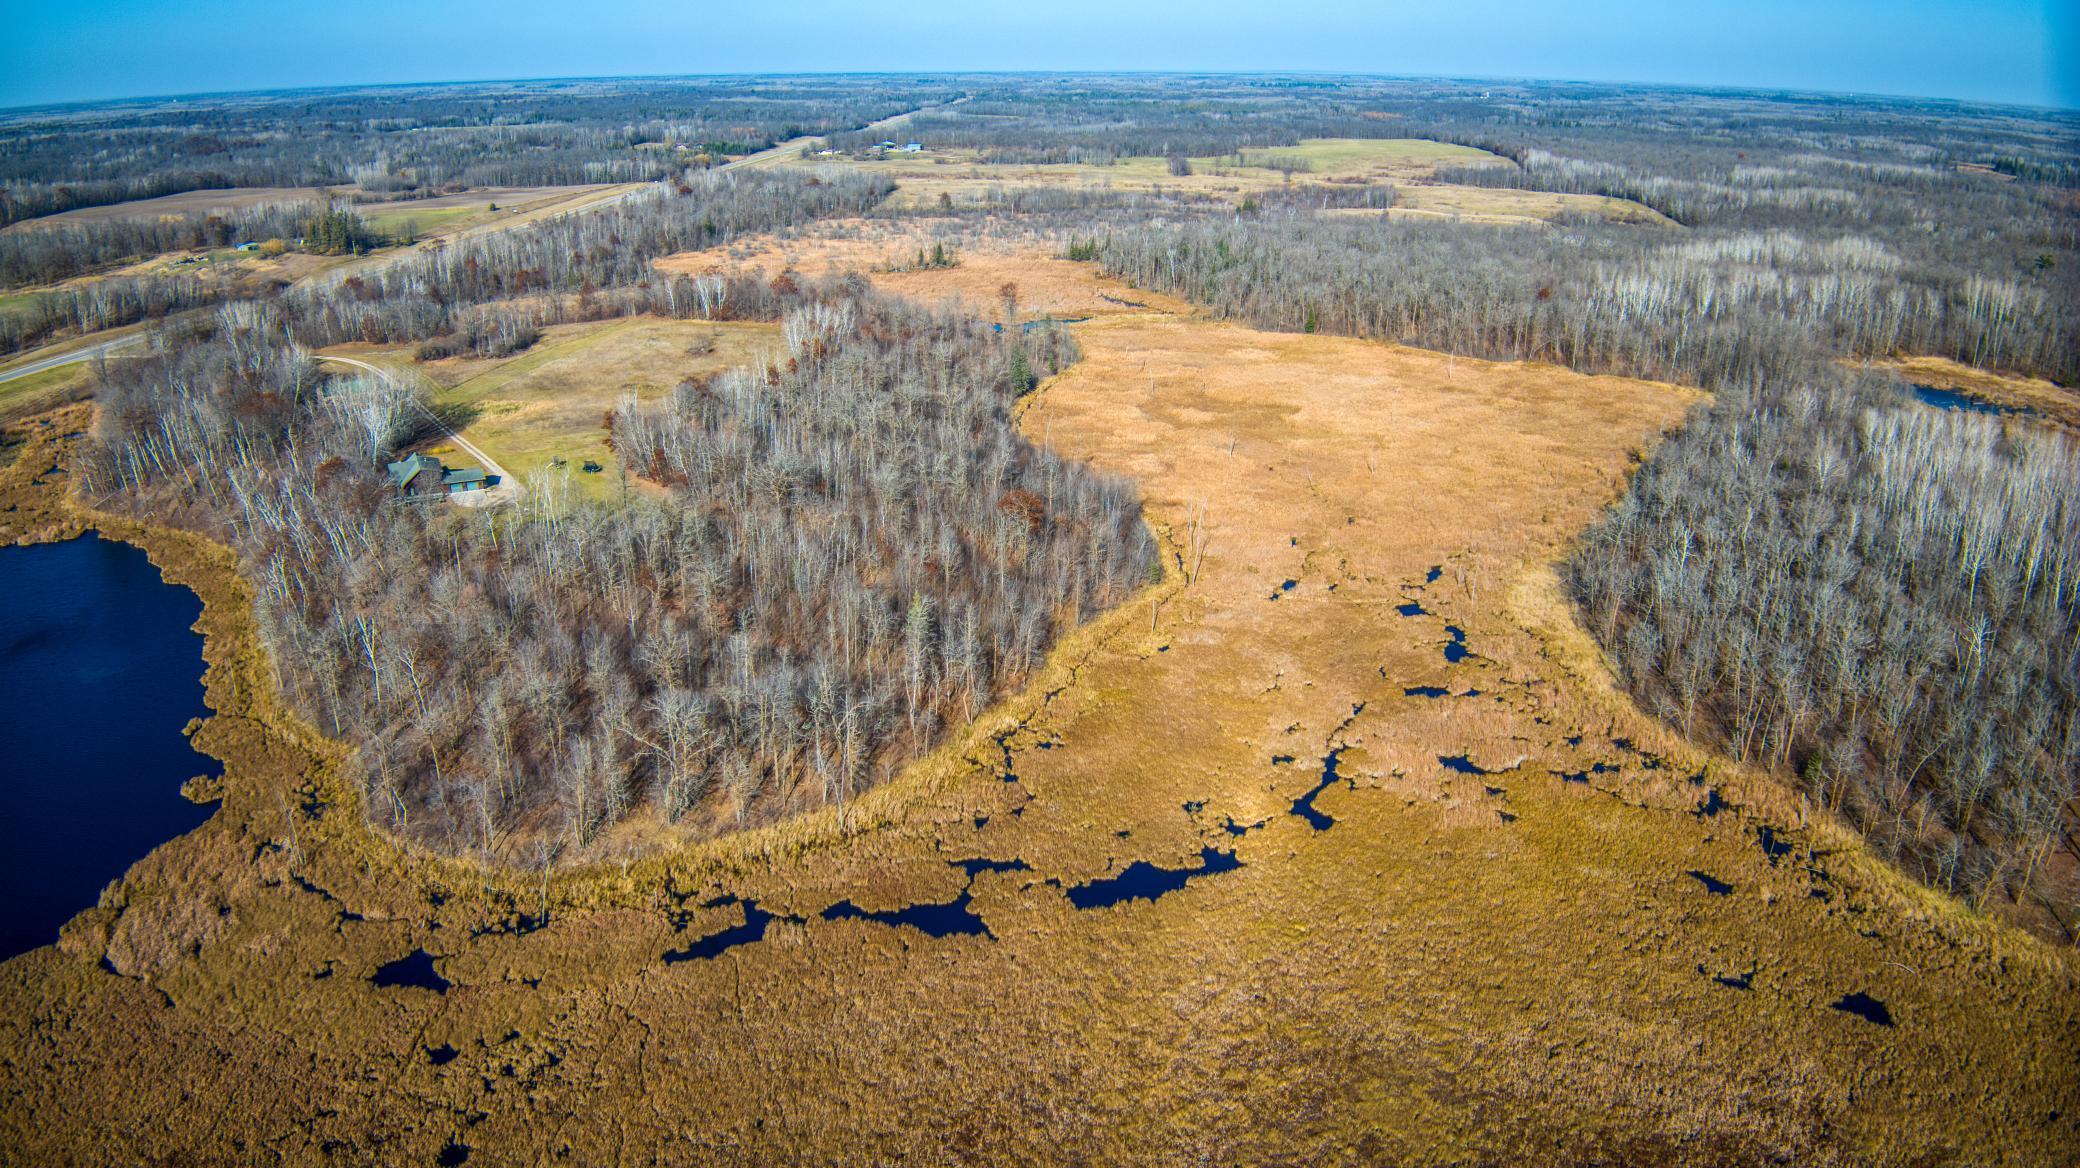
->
1911;384;2016;416
0;535;219;962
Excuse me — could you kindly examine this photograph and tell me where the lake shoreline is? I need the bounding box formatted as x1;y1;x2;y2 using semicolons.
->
0;400;1189;945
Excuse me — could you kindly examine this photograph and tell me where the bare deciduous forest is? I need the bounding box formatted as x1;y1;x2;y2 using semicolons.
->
1569;381;2078;923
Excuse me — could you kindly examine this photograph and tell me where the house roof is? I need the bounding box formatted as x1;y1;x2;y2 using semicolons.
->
441;468;488;488
386;453;444;487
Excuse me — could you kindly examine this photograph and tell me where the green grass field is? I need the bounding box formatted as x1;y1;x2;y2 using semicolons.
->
0;291;45;322
0;361;91;421
360;204;487;242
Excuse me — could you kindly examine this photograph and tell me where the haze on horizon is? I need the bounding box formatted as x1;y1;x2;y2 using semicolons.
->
2;0;2075;111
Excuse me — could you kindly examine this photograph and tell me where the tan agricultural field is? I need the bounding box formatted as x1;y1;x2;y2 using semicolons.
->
1;186;334;229
4;184;618;232
1332;182;1678;226
771;136;1671;225
658;216;1195;319
352;184;630;242
3;239;2072;1164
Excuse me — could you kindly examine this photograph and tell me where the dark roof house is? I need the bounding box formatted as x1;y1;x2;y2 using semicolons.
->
387;454;446;493
387;454;495;497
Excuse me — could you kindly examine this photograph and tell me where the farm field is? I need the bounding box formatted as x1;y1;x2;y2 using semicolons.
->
0;185;333;228
352;184;634;244
4;238;2073;1164
2;184;619;233
777;136;1671;224
1360;183;1675;225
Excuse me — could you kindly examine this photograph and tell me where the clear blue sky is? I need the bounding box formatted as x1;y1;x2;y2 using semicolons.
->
2;0;2074;110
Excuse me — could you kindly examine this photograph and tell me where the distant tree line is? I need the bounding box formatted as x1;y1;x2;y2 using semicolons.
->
0;203;315;288
1094;214;2073;387
0;76;957;226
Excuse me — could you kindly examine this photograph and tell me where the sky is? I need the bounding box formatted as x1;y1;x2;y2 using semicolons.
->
2;0;2075;111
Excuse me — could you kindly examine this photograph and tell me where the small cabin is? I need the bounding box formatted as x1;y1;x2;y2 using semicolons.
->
901;142;923;153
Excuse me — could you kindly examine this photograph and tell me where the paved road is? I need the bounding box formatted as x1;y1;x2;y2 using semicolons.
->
723;97;967;172
0;332;144;385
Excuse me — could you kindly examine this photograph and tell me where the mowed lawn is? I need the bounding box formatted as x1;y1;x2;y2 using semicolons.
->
399;317;782;500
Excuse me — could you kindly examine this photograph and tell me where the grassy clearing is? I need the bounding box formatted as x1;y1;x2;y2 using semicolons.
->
1385;183;1676;226
359;204;484;240
335;317;783;500
354;187;623;243
657;217;1197;319
0;291;43;321
1;246;2073;1164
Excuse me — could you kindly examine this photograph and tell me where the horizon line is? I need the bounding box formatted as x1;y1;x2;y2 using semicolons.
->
5;67;2076;120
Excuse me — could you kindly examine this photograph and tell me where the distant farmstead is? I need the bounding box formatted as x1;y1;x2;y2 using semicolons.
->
386;454;492;498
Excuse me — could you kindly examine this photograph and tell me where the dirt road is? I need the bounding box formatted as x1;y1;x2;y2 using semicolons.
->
315;353;523;506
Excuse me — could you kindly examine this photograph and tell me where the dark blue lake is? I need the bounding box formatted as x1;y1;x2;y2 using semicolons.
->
0;535;219;962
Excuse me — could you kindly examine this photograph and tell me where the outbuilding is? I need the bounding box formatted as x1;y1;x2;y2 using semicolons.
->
441;467;489;493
